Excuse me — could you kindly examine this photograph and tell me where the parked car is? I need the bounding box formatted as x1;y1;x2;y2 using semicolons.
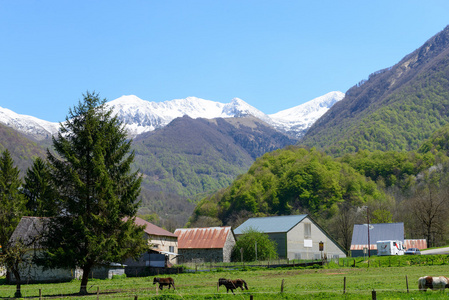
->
404;248;421;255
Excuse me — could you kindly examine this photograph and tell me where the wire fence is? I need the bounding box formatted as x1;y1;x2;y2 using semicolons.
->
0;275;436;299
179;257;327;272
3;256;449;299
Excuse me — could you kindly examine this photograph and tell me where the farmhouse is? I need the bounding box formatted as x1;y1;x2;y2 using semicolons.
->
350;222;405;257
234;214;346;260
123;217;178;267
174;227;236;263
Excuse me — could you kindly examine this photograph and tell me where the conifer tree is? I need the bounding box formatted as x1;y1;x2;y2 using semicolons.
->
43;92;147;295
0;149;27;297
0;149;26;249
23;157;58;217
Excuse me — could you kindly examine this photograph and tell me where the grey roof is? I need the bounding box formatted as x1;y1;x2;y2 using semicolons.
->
234;215;307;235
351;222;404;245
9;216;48;248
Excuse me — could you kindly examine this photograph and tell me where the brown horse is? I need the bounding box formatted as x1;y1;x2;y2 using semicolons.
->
218;278;248;294
153;277;176;290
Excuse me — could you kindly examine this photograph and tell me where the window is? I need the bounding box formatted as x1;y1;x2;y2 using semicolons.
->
304;223;311;238
169;246;174;253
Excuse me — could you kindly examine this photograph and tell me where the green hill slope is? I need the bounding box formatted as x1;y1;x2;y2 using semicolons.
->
0;122;46;173
300;25;449;155
189;146;385;227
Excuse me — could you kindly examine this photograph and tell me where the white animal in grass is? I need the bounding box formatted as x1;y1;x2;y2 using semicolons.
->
418;276;449;291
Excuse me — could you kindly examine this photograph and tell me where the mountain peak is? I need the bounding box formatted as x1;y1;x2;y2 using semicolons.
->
269;91;344;136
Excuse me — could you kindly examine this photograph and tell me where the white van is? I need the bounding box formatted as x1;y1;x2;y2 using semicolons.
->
376;240;405;256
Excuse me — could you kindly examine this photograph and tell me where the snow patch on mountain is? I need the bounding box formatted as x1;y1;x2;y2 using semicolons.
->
0;106;59;140
269;91;345;136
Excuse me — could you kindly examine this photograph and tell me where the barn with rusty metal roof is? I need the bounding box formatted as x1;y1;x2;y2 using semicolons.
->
174;227;236;263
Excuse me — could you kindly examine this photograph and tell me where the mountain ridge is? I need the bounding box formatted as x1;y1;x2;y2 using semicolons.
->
0;92;343;140
301;25;449;154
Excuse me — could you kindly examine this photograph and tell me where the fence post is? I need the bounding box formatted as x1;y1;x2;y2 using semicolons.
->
39;288;42;300
281;279;284;293
406;275;409;293
343;277;346;294
97;286;99;300
134;296;138;300
372;289;377;300
250;295;253;300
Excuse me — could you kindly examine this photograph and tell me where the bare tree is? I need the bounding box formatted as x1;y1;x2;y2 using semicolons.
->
329;203;357;254
408;184;449;247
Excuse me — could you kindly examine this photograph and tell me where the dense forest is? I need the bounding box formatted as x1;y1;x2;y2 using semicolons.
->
190;123;449;251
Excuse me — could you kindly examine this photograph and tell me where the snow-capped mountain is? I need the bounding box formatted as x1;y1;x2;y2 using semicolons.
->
108;92;344;138
0;106;59;140
0;91;344;140
269;91;345;136
107;95;273;136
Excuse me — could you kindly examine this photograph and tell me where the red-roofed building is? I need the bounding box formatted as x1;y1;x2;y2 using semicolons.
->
123;217;179;266
174;227;236;263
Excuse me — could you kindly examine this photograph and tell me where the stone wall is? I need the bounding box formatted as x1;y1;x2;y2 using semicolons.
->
178;248;224;263
223;231;236;262
125;266;183;277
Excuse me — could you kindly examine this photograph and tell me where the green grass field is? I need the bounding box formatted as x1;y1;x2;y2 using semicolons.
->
2;256;449;299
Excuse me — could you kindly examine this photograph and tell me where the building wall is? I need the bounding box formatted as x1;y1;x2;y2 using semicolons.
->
266;233;287;258
287;217;346;260
178;248;224;263
7;251;73;283
148;235;178;264
222;231;236;262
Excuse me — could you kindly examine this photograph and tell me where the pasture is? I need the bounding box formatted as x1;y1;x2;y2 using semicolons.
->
2;257;449;299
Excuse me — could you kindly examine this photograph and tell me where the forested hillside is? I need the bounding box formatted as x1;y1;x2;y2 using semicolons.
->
0;122;46;172
132;115;297;228
300;25;449;155
189;147;385;227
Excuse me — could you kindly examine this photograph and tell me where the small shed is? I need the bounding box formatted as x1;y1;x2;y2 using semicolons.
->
174;227;235;263
350;222;404;257
234;214;346;260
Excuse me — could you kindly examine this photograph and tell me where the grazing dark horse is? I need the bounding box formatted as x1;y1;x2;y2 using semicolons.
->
218;278;248;294
153;277;176;290
418;276;449;291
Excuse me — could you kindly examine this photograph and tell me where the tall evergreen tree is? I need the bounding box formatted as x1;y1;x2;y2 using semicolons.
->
23;157;58;217
42;92;147;295
0;149;27;296
0;149;26;247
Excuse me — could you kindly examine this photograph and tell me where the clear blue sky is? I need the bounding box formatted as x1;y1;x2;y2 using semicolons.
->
1;1;449;122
